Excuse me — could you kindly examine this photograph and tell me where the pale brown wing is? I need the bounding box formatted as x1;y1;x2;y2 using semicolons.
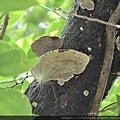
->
31;49;89;86
31;36;62;57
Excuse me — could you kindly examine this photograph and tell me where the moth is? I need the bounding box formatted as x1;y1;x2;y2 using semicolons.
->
31;36;89;86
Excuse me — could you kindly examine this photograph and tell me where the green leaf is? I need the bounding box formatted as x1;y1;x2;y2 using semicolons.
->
116;94;120;116
99;110;116;116
27;48;38;59
21;80;30;93
13;84;22;91
0;41;12;54
50;0;65;7
0;80;15;88
0;0;37;12
8;11;25;27
0;88;32;115
16;34;34;54
0;76;13;81
3;35;20;48
45;18;66;37
61;0;74;10
0;48;39;76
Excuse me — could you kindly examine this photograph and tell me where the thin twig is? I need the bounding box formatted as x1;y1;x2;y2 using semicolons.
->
39;4;120;29
0;74;32;88
38;4;67;20
100;105;118;113
10;72;29;88
55;8;120;29
99;102;117;112
72;13;120;28
89;2;120;116
0;75;32;85
0;79;17;84
0;13;9;40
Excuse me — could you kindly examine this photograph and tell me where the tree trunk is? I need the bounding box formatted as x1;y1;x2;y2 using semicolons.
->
25;0;120;116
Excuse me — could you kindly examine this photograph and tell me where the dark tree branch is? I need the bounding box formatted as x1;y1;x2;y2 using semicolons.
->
89;2;120;115
25;0;120;116
0;13;9;40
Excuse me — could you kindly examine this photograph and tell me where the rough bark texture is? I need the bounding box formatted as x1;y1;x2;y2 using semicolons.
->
25;0;120;116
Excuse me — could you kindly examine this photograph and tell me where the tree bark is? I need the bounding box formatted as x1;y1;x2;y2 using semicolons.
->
25;0;120;116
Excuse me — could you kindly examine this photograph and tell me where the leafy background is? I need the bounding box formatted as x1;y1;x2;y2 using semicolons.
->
0;0;120;116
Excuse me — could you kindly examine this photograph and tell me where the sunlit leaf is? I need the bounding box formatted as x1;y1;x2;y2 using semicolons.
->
0;89;32;115
0;76;13;82
27;48;38;59
21;80;30;93
13;84;22;91
16;34;34;54
0;80;15;88
3;35;19;48
61;0;74;10
45;18;66;37
50;0;65;7
0;0;37;12
116;94;120;116
0;41;12;54
8;11;25;27
99;110;116;116
0;49;39;76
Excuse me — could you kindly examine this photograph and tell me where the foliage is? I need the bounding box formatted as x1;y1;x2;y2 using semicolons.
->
100;77;120;116
0;0;74;116
0;0;119;117
0;88;32;115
